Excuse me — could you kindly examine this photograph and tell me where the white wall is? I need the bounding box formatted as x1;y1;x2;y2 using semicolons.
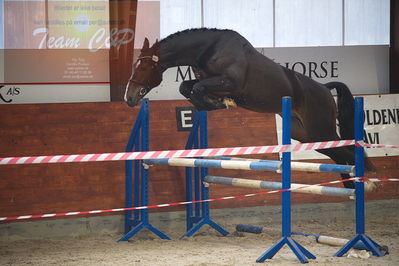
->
0;0;391;104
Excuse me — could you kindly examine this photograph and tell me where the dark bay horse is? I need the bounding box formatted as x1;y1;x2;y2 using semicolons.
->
124;28;377;190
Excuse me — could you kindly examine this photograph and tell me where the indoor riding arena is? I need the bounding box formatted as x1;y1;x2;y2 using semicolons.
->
1;1;399;265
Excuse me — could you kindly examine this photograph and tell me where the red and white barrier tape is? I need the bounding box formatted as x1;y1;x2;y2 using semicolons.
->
363;143;399;149
354;141;399;149
1;140;398;166
0;140;355;165
1;177;398;222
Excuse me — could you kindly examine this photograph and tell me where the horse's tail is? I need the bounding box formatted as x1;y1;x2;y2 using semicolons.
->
324;81;354;140
325;81;377;177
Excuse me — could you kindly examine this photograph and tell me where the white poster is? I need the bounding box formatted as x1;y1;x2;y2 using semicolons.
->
275;94;399;159
0;1;118;104
258;46;389;95
0;40;389;104
145;45;389;101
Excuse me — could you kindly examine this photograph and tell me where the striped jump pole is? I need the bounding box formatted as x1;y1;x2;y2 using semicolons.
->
145;158;280;171
144;157;353;175
208;156;355;175
204;176;355;197
334;97;383;257
257;97;315;263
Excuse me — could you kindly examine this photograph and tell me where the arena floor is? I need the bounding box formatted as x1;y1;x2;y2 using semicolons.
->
1;200;398;265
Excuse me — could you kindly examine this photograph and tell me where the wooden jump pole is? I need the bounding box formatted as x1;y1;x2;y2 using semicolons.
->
203;175;355;197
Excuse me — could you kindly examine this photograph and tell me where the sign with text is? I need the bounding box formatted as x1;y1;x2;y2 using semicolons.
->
144;45;389;101
275;94;399;159
3;1;114;84
259;46;389;95
3;1;133;50
0;1;141;104
175;106;197;131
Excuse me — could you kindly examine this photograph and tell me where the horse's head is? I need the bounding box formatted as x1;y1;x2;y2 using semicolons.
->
124;38;161;107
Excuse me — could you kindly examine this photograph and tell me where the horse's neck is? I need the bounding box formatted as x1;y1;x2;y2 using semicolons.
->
159;31;218;72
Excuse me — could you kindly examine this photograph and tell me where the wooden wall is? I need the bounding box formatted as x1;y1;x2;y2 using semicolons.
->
0;100;398;221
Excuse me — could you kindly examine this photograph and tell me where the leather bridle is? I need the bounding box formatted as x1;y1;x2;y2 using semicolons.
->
128;55;160;96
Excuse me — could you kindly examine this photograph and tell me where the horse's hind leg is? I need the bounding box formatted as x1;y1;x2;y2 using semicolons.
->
289;113;358;188
316;146;356;188
317;146;380;191
307;120;357;188
298;97;359;188
302;110;378;190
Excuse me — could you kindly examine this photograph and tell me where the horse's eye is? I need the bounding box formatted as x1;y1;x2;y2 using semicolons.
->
139;88;147;96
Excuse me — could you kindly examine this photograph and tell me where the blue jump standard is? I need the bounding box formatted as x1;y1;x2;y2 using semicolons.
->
182;110;229;238
119;99;171;241
334;97;383;257
257;97;315;263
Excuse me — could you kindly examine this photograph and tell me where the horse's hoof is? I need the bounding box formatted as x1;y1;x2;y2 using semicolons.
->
364;181;383;193
223;98;237;108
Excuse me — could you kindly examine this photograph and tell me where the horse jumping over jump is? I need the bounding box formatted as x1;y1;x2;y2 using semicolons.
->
124;28;377;190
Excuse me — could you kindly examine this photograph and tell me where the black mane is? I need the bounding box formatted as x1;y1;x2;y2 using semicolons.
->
160;28;234;44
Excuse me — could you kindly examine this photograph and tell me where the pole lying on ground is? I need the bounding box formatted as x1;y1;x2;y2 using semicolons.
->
235;225;389;254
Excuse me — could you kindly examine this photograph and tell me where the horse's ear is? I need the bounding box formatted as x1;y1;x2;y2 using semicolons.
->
142;37;150;50
153;39;160;51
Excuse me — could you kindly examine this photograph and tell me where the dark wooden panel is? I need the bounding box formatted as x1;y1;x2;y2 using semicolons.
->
391;0;399;93
109;1;138;101
0;100;398;222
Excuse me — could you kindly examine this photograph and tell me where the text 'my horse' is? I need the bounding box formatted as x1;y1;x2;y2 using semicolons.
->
124;28;377;190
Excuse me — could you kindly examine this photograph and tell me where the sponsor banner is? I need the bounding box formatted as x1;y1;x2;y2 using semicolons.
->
145;45;389;101
275;94;399;159
0;1;139;104
0;84;110;104
4;1;115;50
363;94;399;157
4;49;109;84
258;46;389;95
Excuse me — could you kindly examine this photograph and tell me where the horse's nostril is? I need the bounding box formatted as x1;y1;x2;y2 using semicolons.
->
126;96;136;107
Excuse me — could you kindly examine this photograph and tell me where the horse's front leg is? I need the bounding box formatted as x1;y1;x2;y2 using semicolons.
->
191;76;237;111
179;80;213;110
179;79;231;111
179;80;197;98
